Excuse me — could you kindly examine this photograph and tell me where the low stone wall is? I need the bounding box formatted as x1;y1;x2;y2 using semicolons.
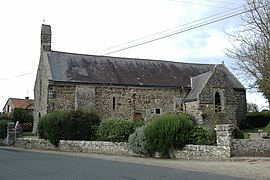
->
13;124;270;159
14;138;135;156
174;145;230;160
232;139;270;157
14;138;232;159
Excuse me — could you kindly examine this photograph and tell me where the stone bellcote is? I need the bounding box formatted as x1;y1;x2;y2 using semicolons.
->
41;24;51;51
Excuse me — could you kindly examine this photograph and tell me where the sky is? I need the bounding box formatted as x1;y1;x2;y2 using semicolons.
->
0;0;269;111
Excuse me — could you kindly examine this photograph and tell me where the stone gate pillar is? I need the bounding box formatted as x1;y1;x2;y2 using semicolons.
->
5;122;15;145
215;124;235;147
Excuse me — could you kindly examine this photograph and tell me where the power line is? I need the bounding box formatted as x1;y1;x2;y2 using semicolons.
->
102;3;269;56
168;0;236;9
95;6;243;54
199;0;242;6
103;11;243;55
0;72;34;81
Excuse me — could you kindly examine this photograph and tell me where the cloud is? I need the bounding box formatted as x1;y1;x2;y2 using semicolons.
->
0;0;268;110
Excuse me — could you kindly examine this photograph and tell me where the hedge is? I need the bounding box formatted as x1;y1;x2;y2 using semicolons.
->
246;112;270;128
144;112;194;157
97;118;135;142
38;110;100;146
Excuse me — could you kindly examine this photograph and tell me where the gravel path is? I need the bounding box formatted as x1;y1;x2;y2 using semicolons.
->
1;146;270;180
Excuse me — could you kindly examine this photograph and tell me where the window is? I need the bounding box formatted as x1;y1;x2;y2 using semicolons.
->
134;112;142;121
112;97;116;110
215;92;221;113
155;108;161;114
49;91;57;100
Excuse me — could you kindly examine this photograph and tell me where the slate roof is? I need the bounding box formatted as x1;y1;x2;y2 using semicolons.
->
45;51;245;90
185;71;213;101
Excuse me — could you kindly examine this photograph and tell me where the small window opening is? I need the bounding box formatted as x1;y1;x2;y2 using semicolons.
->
155;108;161;114
112;97;116;110
215;92;221;113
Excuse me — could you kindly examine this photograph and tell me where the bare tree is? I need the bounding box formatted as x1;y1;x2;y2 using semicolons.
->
247;102;259;112
226;0;270;105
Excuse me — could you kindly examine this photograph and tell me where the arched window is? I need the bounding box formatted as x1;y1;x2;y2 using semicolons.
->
112;96;116;110
215;92;221;113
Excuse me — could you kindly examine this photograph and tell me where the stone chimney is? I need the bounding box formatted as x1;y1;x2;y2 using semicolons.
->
41;24;51;51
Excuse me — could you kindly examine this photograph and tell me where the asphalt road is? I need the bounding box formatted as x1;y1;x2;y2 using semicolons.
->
0;148;250;180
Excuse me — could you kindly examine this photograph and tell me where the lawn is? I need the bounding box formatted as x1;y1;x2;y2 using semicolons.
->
23;131;34;137
242;128;263;139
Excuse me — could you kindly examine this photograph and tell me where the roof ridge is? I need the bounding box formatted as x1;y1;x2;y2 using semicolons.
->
50;50;216;66
10;98;34;101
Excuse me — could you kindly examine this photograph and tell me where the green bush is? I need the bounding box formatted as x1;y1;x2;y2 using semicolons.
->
0;120;12;139
97;118;135;142
233;127;244;139
128;126;148;155
246;112;270;128
189;126;216;145
61;110;100;141
37;116;47;139
38;111;66;146
37;110;100;147
144;112;194;157
264;122;270;134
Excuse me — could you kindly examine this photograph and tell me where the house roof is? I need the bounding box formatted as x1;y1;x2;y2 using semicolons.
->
9;98;34;110
45;50;245;90
185;71;213;101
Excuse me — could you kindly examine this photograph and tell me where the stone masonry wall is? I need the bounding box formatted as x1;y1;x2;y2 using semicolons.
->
33;53;51;134
14;124;270;158
185;101;202;124
44;84;187;122
235;91;247;127
94;86;187;120
14;138;232;159
198;71;239;126
47;85;76;112
174;145;230;159
14;138;135;156
231;139;270;157
14;124;235;159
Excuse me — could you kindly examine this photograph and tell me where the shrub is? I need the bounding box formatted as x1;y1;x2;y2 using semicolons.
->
0;120;12;139
128;126;148;155
37;116;47;139
246;112;270;128
12;108;33;124
61;110;100;141
38;111;66;146
144;112;194;157
189;126;216;145
233;127;244;139
37;110;100;147
264;122;270;134
97;118;135;142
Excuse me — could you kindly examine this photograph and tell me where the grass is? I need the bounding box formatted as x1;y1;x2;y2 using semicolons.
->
242;128;262;139
264;123;270;134
0;139;6;146
23;131;34;137
242;127;269;139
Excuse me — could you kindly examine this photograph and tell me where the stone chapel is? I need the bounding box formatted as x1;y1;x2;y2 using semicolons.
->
32;24;246;134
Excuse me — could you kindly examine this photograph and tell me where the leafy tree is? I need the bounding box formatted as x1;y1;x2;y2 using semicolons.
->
0;113;12;121
226;0;270;105
247;102;259;112
12;108;33;124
